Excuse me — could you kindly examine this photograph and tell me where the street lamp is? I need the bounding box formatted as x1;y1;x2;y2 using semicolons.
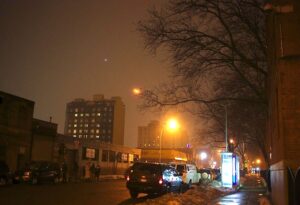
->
200;152;207;160
132;88;142;95
159;118;179;163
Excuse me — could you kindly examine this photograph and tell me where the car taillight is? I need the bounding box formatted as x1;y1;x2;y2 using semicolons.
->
158;178;163;185
126;176;130;181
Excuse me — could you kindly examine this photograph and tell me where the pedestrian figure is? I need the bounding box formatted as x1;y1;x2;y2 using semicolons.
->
62;162;68;183
85;162;91;181
90;163;96;182
72;161;79;182
95;164;101;182
82;165;86;181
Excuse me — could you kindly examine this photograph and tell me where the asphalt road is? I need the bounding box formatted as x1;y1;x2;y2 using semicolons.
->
0;180;155;205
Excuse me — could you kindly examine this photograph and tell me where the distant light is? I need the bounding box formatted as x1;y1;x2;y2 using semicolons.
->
104;58;108;62
200;152;207;160
132;88;142;95
256;159;261;164
230;139;234;144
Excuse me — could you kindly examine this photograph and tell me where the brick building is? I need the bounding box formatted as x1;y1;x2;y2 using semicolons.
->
266;1;300;204
0;91;34;171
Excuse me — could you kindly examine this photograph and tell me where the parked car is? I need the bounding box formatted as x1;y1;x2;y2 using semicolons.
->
17;161;62;184
126;162;183;198
170;163;201;188
0;161;12;186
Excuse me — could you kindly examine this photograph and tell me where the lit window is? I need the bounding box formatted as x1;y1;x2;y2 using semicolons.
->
73;130;77;134
74;124;77;127
84;129;88;133
75;108;78;112
91;118;95;123
74;113;78;117
80;113;84;117
85;113;90;117
84;124;88;127
73;135;77;138
97;113;101;116
79;135;82;138
96;135;100;139
68;124;72;127
79;129;82;133
96;129;99;134
96;124;100;127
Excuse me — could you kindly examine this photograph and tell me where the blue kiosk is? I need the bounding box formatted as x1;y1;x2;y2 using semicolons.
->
221;152;240;188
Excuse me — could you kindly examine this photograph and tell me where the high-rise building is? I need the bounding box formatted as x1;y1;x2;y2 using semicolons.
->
64;94;125;145
138;120;189;149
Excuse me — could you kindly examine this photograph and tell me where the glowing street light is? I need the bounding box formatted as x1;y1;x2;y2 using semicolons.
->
166;118;179;131
159;117;179;163
230;139;234;144
132;87;142;95
200;152;208;160
256;159;261;164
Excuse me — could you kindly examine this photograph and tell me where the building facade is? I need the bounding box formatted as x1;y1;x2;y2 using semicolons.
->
138;120;189;149
54;135;141;177
266;1;300;204
31;119;58;162
0;91;34;171
64;94;125;145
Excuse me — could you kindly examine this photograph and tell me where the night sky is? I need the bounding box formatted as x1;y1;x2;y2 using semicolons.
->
0;0;171;147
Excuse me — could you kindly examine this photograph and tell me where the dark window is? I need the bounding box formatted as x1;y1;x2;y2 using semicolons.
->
109;151;115;162
102;150;108;162
117;152;122;162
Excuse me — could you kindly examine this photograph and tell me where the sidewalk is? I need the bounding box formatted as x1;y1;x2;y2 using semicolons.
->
209;175;272;205
69;174;125;183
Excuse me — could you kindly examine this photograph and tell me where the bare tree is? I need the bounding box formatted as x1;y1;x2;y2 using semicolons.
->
138;0;269;165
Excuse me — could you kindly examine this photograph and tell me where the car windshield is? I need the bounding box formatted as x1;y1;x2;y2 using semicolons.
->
176;165;185;173
132;163;161;175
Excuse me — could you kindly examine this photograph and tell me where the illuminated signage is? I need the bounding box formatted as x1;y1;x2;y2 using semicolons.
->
221;152;233;188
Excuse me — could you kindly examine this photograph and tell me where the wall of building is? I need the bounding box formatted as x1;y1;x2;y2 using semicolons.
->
64;95;125;145
266;1;300;204
111;97;125;145
0;91;34;171
55;135;140;177
31;119;57;161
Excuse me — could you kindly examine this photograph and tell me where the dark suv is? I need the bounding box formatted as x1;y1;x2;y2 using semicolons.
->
19;161;62;184
126;162;183;198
